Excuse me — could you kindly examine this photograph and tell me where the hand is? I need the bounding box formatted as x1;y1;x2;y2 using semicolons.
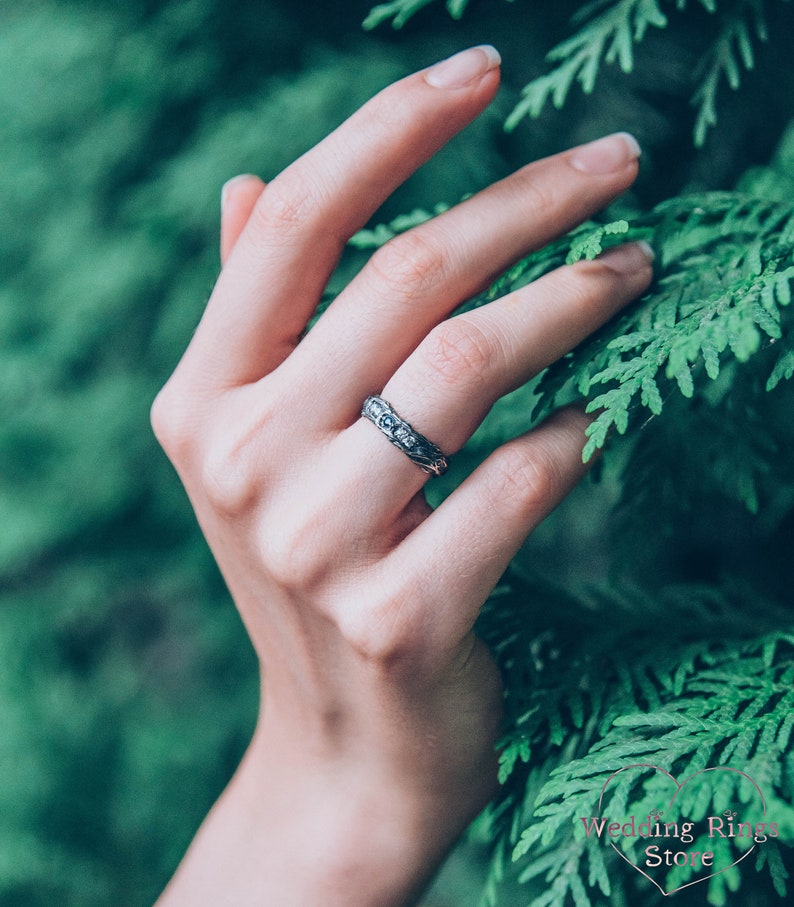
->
153;46;652;907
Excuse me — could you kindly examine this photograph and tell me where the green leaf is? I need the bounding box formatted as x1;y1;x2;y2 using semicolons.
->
506;0;668;131
362;0;438;29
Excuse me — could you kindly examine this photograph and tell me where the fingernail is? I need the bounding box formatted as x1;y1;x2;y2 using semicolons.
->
425;45;501;90
570;132;641;174
221;174;255;210
597;241;655;273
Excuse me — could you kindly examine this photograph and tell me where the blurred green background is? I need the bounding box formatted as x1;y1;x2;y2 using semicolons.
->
2;0;793;904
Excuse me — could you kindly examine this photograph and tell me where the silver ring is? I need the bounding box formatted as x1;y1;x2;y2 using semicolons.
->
361;395;448;477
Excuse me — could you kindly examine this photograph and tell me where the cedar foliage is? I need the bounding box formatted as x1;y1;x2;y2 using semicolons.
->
361;1;794;904
2;0;793;905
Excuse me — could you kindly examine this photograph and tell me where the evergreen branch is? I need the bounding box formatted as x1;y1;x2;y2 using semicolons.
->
348;204;451;247
363;0;478;29
521;192;794;462
363;0;438;29
565;218;630;263
505;0;668;131
504;0;783;145
478;573;794;906
346;191;794;470
691;0;769;146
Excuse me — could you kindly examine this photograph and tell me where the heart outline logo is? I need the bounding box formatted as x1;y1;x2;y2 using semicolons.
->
596;763;767;897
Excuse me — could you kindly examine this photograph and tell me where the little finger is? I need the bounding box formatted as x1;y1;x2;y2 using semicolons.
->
387;407;594;648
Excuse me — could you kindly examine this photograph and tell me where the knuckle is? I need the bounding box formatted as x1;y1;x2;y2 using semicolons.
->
335;598;415;665
514;167;557;218
261;510;332;593
199;438;257;519
197;402;279;518
367;229;446;304
551;264;605;309
150;381;197;463
360;83;413;133
419;318;497;388
490;442;565;517
252;175;323;238
149;387;172;448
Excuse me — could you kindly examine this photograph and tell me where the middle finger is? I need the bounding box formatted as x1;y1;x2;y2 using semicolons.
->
282;132;642;424
330;240;653;521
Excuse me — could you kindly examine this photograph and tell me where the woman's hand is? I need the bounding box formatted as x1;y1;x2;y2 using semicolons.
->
153;46;652;907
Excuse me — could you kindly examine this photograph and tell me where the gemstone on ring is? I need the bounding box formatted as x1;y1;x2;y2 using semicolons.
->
361;395;448;477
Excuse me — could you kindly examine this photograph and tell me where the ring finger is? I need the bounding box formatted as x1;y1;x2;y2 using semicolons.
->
331;240;654;519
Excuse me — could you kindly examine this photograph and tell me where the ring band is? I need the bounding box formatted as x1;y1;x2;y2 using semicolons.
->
361;395;448;477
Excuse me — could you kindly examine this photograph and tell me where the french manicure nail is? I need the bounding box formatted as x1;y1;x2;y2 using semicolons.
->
425;45;501;90
597;241;655;274
570;132;641;174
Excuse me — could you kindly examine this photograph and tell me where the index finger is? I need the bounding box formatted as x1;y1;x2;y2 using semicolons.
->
179;47;502;388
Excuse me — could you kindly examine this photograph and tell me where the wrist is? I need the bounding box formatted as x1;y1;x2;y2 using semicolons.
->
240;722;483;907
158;722;487;907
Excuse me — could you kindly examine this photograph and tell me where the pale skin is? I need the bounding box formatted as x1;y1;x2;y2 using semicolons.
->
152;45;653;907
